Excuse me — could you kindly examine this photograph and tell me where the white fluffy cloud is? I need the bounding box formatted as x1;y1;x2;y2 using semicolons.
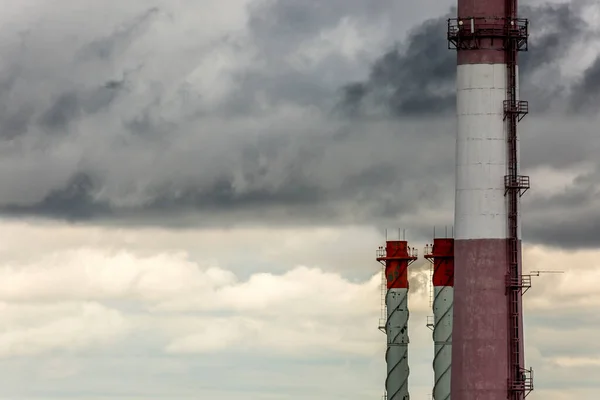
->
0;301;129;357
0;221;594;399
0;229;386;358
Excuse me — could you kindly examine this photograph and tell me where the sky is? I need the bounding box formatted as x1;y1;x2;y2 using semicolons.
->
0;0;599;398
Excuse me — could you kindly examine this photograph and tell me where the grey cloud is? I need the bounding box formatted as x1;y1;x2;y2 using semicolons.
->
525;213;600;249
37;81;127;133
0;1;455;224
78;7;160;61
0;64;34;139
517;115;600;250
523;164;600;249
0;7;145;140
0;119;452;228
0;0;597;253
38;92;81;131
247;0;395;50
570;55;600;112
520;2;588;72
337;14;454;117
519;116;600;170
0;106;34;140
339;2;594;117
1;173;109;221
227;0;454;117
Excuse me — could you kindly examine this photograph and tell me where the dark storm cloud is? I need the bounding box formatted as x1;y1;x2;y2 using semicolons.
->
221;0;404;115
78;7;160;61
338;14;454;117
0;0;598;251
570;55;600;112
226;0;455;116
0;106;34;140
0;64;35;139
1;173;109;221
519;2;588;72
0;0;455;227
0;6;139;140
520;159;600;249
36;81;126;133
339;2;593;117
525;195;600;249
0;120;449;228
38;92;81;131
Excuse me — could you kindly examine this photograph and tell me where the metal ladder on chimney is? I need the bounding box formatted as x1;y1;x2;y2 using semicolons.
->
503;2;533;397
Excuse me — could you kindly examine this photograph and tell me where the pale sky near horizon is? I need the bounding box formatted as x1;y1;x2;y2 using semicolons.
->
0;0;599;399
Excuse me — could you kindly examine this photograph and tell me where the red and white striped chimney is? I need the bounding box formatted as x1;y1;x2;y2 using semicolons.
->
449;1;532;399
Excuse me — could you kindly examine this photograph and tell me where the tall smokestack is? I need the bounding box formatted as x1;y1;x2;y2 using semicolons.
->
448;1;533;399
425;237;454;400
376;240;417;400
